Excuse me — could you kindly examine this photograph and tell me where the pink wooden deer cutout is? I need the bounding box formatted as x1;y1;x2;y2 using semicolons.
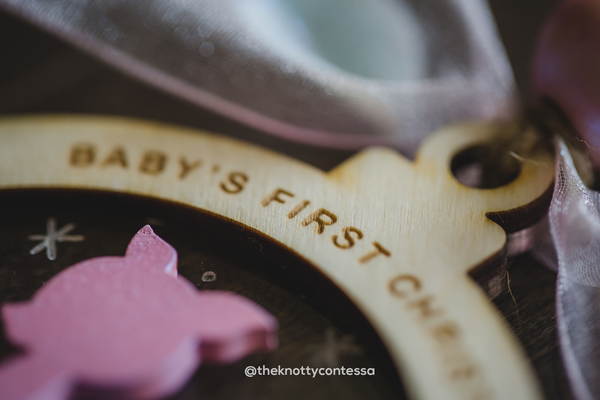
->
0;225;277;400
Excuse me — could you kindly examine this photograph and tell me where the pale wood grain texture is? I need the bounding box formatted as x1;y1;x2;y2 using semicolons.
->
0;115;554;400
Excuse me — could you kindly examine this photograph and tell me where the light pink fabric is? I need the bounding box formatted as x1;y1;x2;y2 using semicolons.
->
0;0;516;156
533;0;600;168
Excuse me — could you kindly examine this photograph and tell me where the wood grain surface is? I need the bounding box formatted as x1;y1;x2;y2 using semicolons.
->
0;115;553;400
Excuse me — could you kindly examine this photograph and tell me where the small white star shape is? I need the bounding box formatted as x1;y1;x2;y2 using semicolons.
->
28;218;84;261
306;328;362;368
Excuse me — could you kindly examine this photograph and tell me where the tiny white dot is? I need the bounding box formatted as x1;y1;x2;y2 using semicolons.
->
201;271;217;282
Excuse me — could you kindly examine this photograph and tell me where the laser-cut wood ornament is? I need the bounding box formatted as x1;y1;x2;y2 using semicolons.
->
0;115;555;400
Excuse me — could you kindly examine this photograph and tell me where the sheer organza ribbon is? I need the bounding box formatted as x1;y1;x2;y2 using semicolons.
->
0;0;515;156
1;0;599;399
532;140;600;400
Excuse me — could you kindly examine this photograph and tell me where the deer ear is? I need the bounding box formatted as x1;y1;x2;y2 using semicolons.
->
125;225;178;277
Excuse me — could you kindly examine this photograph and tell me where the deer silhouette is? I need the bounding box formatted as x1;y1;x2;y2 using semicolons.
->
0;225;277;400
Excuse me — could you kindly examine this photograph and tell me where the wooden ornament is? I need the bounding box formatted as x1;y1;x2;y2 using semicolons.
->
0;115;555;400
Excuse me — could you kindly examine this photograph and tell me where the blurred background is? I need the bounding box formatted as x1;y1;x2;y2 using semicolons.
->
0;0;560;169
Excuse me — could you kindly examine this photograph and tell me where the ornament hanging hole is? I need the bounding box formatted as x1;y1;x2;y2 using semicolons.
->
451;145;520;189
